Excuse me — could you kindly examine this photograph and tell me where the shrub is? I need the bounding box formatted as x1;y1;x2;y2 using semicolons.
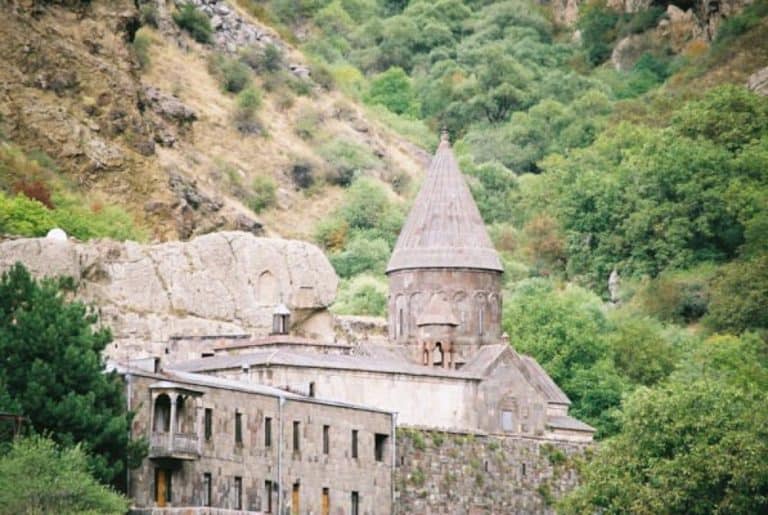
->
315;216;349;251
329;236;390;278
294;107;322;140
318;140;379;186
713;0;768;48
12;179;53;208
233;89;263;135
578;0;620;65
240;43;284;73
132;31;152;70
365;66;417;116
289;159;315;189
220;58;253;93
173;3;213;44
332;274;388;316
704;255;768;334
0;436;129;514
0;193;54;237
247;176;277;213
310;61;335;90
139;3;159;27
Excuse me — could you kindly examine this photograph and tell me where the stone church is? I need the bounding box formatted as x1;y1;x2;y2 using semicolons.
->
0;134;593;514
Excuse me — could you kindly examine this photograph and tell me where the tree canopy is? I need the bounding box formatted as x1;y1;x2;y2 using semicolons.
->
0;263;145;486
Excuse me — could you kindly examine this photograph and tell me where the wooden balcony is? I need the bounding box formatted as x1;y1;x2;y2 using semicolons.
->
149;431;200;460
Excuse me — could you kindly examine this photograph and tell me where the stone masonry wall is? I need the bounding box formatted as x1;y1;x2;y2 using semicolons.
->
395;428;588;514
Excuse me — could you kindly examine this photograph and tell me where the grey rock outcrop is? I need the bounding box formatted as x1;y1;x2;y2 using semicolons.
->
747;67;768;96
0;232;338;359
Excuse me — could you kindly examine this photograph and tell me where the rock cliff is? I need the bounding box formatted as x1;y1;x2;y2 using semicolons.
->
0;231;339;359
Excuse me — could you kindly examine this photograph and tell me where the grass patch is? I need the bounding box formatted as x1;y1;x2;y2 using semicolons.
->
173;3;212;44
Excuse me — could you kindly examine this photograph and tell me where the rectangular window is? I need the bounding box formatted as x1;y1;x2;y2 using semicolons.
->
293;421;301;452
351;491;359;515
501;410;514;432
322;487;330;515
204;408;213;441
374;433;388;462
351;429;358;459
234;476;242;510
323;425;330;455
235;411;243;445
265;417;272;447
203;473;212;507
264;480;273;513
309;382;315;397
292;483;300;515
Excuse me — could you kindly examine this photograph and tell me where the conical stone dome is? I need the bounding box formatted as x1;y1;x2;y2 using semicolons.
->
386;133;503;274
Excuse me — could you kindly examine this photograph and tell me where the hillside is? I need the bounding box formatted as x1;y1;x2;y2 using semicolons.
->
1;0;768;510
0;0;431;241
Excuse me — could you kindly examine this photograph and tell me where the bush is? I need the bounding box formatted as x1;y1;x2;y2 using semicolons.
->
318;141;379;186
247;176;276;213
0;436;129;514
233;86;263;135
330;236;390;278
173;3;213;44
132;31;152;70
289;159;315;189
713;0;768;48
139;3;159;27
294;107;322;140
365;66;417;116
219;58;253;93
704;255;768;334
240;43;284;73
578;0;620;65
332;274;388;316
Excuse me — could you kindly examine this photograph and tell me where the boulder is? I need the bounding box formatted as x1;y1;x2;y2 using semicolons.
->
0;232;339;357
747;67;768;96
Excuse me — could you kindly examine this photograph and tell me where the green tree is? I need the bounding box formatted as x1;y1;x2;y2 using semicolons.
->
332;274;388;316
365;67;417;115
703;254;768;335
562;333;768;514
0;436;129;515
0;263;145;486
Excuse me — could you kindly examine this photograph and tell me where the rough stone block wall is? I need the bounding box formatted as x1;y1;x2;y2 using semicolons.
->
394;428;587;515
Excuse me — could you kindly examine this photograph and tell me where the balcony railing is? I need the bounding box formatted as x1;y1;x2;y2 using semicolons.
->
149;431;200;460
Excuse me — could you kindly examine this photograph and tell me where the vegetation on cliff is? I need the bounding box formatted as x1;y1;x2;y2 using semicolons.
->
0;264;146;488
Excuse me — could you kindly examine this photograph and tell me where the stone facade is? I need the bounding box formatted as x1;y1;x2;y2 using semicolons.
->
395;429;586;515
123;367;393;514
387;268;503;361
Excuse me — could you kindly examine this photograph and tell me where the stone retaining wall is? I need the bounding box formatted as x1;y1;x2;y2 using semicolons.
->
395;428;588;515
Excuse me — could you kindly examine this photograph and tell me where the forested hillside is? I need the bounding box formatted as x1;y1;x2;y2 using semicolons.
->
252;0;768;510
1;0;767;511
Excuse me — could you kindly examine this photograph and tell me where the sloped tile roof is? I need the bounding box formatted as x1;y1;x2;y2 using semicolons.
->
386;133;503;273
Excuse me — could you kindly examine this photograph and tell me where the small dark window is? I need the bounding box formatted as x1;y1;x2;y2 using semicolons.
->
351;430;358;459
374;433;388;462
203;473;212;507
351;491;360;515
265;417;272;447
235;411;243;445
309;382;315;397
264;480;273;513
323;425;330;455
204;408;213;441
293;421;301;452
234;476;242;510
521;463;527;476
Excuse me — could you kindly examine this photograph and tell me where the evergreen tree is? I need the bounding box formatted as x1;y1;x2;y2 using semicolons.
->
0;263;145;487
